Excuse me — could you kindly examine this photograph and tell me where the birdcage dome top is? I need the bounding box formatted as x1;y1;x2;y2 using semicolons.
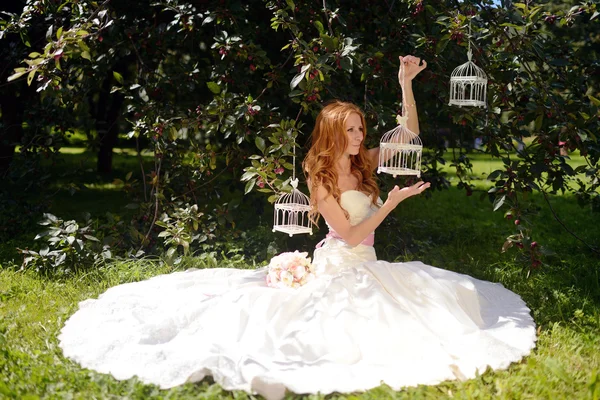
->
450;50;488;81
450;60;488;81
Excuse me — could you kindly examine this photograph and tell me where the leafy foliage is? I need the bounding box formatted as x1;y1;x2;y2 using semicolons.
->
17;213;110;273
1;0;599;268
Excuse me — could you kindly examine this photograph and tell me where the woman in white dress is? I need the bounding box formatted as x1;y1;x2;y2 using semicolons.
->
59;56;536;400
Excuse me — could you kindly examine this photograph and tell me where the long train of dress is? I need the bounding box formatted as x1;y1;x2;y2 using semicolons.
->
59;190;536;399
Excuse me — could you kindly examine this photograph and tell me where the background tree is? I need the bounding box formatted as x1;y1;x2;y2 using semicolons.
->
1;0;598;267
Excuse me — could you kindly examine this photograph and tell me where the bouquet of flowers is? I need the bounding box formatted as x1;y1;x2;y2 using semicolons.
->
266;251;316;288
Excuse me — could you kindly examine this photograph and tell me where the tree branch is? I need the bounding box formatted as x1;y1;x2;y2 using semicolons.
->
539;186;600;256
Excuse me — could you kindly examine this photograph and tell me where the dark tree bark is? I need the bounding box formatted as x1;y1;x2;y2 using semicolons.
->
96;91;124;174
92;55;132;175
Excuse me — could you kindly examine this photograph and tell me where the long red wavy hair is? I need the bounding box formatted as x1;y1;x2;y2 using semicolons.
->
303;101;380;224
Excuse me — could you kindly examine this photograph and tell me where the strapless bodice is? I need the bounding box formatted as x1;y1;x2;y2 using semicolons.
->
335;190;381;226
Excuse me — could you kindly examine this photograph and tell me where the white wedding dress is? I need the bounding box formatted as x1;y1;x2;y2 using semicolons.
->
59;190;536;399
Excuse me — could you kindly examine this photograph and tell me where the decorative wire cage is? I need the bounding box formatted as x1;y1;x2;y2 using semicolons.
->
448;50;488;108
377;115;423;178
273;178;313;236
448;20;488;108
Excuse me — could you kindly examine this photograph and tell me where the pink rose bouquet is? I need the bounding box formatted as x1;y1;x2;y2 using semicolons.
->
266;251;316;288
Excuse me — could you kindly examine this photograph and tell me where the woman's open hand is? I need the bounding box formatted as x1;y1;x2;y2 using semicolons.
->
398;55;427;85
385;181;431;208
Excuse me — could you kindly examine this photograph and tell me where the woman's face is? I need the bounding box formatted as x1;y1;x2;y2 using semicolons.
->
344;113;364;156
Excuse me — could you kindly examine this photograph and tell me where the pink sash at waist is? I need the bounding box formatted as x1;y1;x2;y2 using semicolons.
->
315;230;374;248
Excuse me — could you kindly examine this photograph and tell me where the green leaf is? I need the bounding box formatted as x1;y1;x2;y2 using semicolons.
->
34;230;51;240
26;69;36;86
113;71;124;84
290;72;304;90
169;127;178;141
285;0;295;10
166;247;177;258
314;20;325;35
207;81;221;94
81;51;91;61
57;26;63;39
255;136;266;153
84;234;100;242
244;179;255;194
535;114;543;131
493;195;506;212
241;171;257;181
321;34;336;50
436;36;450;53
487;170;503;181
7;70;27;82
588;95;600;106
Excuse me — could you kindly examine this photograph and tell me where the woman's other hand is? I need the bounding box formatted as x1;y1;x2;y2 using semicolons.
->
385;181;431;208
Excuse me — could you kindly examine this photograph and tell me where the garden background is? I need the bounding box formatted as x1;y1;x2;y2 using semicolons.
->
1;0;599;398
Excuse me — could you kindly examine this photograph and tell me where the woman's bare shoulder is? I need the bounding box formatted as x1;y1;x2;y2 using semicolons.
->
307;178;331;202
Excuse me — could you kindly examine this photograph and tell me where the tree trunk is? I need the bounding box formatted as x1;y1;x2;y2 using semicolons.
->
96;92;124;175
94;57;131;175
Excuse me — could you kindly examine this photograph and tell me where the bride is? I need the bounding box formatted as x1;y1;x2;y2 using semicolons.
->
59;55;536;400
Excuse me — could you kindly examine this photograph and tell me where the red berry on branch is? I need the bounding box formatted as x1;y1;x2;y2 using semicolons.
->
514;219;521;225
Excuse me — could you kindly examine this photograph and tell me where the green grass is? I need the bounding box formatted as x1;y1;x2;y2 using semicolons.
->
1;151;600;399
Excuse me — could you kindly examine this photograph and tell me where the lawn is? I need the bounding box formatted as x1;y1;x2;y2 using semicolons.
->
1;149;599;399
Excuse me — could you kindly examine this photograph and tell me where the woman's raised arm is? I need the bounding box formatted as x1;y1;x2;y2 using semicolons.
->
368;55;427;169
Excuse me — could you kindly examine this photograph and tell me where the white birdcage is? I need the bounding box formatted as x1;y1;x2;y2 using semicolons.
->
272;178;313;236
271;125;313;236
377;115;423;178
448;50;487;108
448;20;488;108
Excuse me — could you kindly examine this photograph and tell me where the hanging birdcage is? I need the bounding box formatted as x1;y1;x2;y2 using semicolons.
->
448;50;488;108
449;20;488;108
377;115;423;178
272;178;313;236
